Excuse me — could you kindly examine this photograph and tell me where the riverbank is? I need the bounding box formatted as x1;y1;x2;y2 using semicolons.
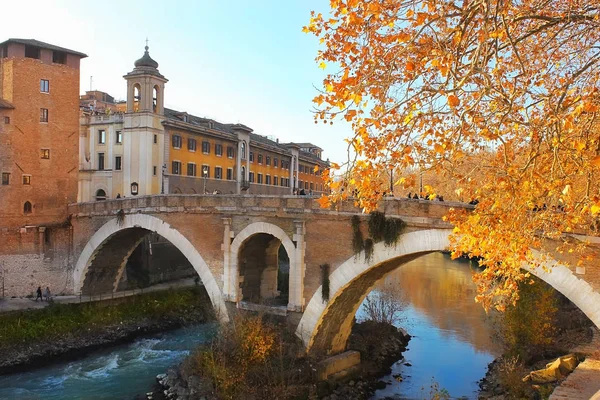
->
478;290;595;399
0;286;214;375
150;318;411;400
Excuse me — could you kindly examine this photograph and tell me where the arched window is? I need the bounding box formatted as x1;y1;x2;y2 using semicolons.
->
241;166;246;180
153;85;159;113
95;189;107;201
23;201;32;214
133;84;141;112
241;141;246;160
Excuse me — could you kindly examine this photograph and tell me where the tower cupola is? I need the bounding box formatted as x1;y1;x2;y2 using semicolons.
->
123;42;168;114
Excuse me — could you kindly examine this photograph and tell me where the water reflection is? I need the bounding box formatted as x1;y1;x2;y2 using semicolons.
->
357;252;499;399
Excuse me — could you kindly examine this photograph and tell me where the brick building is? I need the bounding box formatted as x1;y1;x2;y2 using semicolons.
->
0;39;87;227
0;39;86;297
78;45;329;201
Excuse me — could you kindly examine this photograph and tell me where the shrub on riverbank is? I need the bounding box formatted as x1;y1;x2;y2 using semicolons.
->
182;314;313;400
0;287;212;348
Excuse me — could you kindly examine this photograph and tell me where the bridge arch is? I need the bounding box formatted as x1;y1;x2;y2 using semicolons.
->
73;213;229;322
227;222;298;308
297;229;600;355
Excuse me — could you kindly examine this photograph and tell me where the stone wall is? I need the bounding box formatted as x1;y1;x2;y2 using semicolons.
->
0;225;73;297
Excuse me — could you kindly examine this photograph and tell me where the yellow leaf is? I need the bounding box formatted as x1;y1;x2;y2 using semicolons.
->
592;204;600;216
318;61;327;70
325;83;334;92
434;143;444;153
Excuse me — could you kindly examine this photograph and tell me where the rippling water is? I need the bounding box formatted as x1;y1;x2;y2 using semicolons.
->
357;253;499;400
0;323;218;400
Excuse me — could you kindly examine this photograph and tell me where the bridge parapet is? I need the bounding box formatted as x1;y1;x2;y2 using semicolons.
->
68;195;471;223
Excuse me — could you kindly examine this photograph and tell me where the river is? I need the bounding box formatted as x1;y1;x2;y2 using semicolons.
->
358;252;500;399
0;252;497;400
0;324;218;400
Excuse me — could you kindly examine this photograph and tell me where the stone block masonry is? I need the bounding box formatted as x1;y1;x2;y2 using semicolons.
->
0;225;73;298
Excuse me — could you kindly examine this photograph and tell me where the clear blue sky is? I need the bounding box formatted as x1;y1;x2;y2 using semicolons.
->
1;1;351;163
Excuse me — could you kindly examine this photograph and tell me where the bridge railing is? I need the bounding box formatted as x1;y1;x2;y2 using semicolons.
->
68;194;472;220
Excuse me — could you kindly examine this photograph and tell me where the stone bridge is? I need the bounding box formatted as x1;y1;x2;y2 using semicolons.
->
68;195;600;355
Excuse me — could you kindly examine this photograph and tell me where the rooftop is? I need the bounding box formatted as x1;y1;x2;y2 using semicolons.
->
0;38;87;58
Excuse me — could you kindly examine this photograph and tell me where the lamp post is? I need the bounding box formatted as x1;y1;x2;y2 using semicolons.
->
161;164;166;194
203;167;208;194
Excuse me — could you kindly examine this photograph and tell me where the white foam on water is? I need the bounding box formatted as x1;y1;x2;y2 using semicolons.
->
81;354;120;379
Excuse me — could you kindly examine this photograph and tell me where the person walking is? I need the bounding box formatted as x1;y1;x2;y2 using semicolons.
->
44;286;51;302
35;286;42;302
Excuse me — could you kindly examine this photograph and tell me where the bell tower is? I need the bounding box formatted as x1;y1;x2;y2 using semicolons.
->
122;43;168;196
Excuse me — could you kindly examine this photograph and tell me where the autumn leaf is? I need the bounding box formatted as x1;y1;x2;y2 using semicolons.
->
447;94;460;108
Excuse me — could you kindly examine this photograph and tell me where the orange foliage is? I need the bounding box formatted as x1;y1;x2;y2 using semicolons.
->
306;0;600;310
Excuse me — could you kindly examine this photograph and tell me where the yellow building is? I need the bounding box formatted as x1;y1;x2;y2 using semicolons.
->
78;45;329;201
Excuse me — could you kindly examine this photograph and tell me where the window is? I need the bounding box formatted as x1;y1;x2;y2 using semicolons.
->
227;146;235;159
274;157;278;168
257;173;263;184
280;178;285;187
116;130;122;144
266;156;271;166
202;165;210;178
305;182;309;189
1;172;9;185
40;108;48;123
266;175;271;185
187;163;196;176
310;182;314;191
249;172;255;183
40;79;49;93
24;201;32;214
215;144;223;156
115;156;122;171
172;135;182;148
97;153;105;170
95;189;106;201
22;175;31;185
25;45;40;59
4;116;9;124
98;130;106;144
188;138;197;151
153;166;157;176
249;152;254;162
273;176;278;186
202;141;210;154
227;168;233;180
258;154;263;164
153;134;158;144
215;167;222;179
52;51;66;64
241;142;246;159
172;161;181;175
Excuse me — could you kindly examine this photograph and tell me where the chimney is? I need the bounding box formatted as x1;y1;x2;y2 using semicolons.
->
276;138;279;143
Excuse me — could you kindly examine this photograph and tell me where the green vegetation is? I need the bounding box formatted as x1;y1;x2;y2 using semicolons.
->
0;287;210;348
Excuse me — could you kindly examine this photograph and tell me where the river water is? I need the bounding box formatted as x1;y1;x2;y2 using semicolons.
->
0;324;218;400
358;252;499;399
0;252;497;400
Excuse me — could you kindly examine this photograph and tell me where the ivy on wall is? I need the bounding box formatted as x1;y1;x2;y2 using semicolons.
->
352;212;406;261
320;264;330;302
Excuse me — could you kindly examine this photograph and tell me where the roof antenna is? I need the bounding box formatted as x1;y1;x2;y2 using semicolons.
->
145;37;149;51
90;76;93;91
